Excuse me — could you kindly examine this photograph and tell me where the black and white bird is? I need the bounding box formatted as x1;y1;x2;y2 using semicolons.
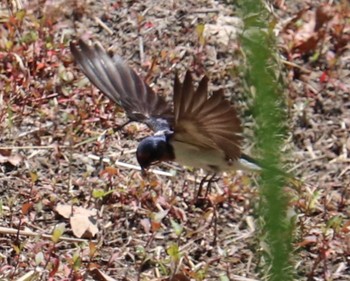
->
70;40;261;174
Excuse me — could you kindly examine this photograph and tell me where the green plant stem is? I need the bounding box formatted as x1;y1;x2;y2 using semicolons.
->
237;0;294;280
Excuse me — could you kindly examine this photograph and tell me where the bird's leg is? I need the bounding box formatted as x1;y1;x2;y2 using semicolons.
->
92;155;105;178
197;174;210;199
210;205;218;246
196;173;219;199
204;173;218;197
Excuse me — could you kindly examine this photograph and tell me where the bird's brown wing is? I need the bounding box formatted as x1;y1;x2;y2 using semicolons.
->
70;39;173;132
172;71;242;161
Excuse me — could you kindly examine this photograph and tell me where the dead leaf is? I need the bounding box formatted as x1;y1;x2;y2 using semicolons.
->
171;206;187;222
140;218;151;233
341;221;350;233
297;235;317;247
0;153;23;166
208;194;226;205
151;221;161;232
89;268;118;281
70;214;98;238
293;29;325;54
0;149;11;157
169;273;190;281
315;5;333;31
55;204;99;238
22;202;33;215
100;166;119;177
56;204;73;218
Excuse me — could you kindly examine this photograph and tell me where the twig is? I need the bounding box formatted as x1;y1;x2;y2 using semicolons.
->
114;160;175;177
87;155;175;177
229;276;259;281
33;93;59;102
122;148;137;154
189;8;220;14
287;155;326;173
17;122;54;138
141;5;154;17
93;16;113;35
0;145;60;150
338;166;350;178
0;226;91;243
281;59;311;74
139;35;144;64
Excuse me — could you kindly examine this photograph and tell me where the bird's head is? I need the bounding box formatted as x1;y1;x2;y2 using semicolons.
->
136;135;174;171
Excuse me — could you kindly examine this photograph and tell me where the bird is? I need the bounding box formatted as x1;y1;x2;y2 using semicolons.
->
69;39;261;175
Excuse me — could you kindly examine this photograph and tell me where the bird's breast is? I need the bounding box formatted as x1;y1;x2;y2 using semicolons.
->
170;140;232;172
169;139;262;172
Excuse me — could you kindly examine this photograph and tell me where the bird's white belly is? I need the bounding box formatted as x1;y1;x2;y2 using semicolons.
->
171;140;234;172
171;140;261;172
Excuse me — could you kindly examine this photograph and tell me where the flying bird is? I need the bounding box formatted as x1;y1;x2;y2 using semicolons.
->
70;39;261;174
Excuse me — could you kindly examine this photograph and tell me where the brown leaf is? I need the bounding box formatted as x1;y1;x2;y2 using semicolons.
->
22;202;33;215
341;221;350;233
100;166;119;177
89;268;118;281
208;194;226;205
297;235;317;247
315;5;333;31
0;149;11;157
151;221;161;232
55;204;99;238
169;273;190;281
171;206;187;222
89;241;98;258
293;29;325;55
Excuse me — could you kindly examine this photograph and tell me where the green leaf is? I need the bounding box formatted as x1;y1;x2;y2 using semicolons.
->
52;223;65;243
219;274;230;281
29;171;38;183
196;23;206;45
92;188;113;199
15;9;26;21
35;252;44;265
167;243;180;262
308;190;321;211
72;250;82;270
170;219;183;236
326;215;343;233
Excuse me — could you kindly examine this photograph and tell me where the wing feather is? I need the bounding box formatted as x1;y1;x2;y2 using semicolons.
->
173;72;242;161
70;40;173;132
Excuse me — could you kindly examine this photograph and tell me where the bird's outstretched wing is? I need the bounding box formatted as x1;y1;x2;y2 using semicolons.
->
70;39;173;132
172;71;242;161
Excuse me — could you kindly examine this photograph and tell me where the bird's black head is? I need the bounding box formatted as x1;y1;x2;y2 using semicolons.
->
136;135;174;170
